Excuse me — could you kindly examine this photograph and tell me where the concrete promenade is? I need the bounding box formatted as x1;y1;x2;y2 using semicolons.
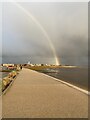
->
2;68;88;118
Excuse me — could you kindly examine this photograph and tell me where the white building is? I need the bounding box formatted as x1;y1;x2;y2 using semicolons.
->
3;64;14;67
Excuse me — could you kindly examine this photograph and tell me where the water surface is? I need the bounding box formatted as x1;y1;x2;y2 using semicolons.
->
39;67;88;91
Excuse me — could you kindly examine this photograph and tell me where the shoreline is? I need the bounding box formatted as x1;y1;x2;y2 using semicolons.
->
1;67;89;96
35;69;90;95
27;67;89;95
28;66;88;92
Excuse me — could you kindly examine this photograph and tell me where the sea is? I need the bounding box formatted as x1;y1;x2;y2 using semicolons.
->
38;67;88;91
0;72;10;79
0;66;89;91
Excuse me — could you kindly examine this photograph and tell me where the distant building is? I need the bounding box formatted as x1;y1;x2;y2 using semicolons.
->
3;64;14;67
2;64;15;70
35;64;42;66
30;64;35;66
27;61;31;64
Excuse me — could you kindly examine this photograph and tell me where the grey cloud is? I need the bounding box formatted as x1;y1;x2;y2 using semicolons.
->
2;2;88;65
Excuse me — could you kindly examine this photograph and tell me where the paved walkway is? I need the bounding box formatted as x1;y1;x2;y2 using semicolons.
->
0;96;2;120
2;68;88;118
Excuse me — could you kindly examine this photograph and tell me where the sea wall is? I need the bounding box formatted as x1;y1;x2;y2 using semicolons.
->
2;71;18;92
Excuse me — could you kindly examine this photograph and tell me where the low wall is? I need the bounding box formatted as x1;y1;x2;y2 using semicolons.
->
2;71;18;92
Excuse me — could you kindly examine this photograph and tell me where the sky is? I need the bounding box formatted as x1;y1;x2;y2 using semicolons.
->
1;2;88;65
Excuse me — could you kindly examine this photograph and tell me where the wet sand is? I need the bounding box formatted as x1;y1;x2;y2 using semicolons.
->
2;68;88;118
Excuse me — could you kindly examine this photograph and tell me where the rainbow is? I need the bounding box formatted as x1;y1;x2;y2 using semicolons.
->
14;2;60;65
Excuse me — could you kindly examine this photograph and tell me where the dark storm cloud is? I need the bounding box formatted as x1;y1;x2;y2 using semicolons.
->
2;2;88;65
